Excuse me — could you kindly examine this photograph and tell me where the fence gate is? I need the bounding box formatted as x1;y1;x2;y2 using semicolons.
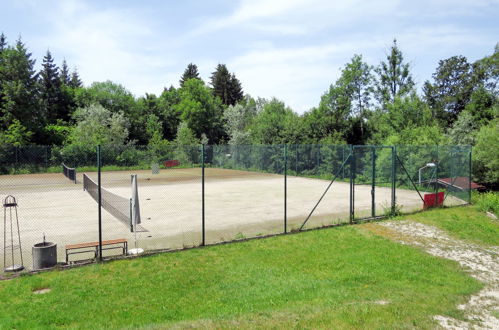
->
351;146;395;221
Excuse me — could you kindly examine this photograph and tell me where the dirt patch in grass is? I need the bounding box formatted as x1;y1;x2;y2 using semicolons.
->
364;220;499;329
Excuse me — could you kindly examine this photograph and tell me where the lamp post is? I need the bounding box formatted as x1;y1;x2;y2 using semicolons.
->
418;163;436;185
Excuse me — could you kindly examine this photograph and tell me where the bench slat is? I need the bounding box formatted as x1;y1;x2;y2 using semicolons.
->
66;238;127;250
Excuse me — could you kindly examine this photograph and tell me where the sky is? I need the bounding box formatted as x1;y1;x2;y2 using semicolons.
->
1;0;498;113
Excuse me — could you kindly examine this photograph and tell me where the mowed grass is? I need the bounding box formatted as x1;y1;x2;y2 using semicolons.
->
403;205;499;246
0;222;482;329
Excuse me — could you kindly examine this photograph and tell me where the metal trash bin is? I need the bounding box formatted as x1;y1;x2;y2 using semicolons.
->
32;242;57;270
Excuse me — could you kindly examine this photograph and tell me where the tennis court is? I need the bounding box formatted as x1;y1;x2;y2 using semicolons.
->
0;167;436;270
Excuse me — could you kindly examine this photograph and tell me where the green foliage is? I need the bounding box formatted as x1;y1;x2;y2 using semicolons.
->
473;191;499;215
174;122;200;164
75;80;136;114
384;125;445;146
0;119;32;146
473;119;499;184
68;103;129;146
0;39;41;139
44;123;72;145
371;94;435;144
423;55;474;125
176;78;225;143
179;63;201;87
374;39;414;105
223;98;257;145
446;110;477;145
210;63;243;106
249;98;302;144
40;50;66;123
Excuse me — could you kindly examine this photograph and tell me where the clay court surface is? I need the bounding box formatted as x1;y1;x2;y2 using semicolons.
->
1;168;429;269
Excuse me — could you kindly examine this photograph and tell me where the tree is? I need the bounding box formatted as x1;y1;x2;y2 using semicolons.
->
157;86;182;141
179;63;200;87
60;59;70;85
0;33;6;53
175;79;225;143
423;55;474;124
446;111;477;145
0;38;41;141
40;50;66;122
173;122;199;164
249;98;302;144
210;64;244;106
370;93;434;144
223;100;257;145
69;69;82;88
0;119;33;146
375;39;414;105
68;103;129;146
341;54;373;140
75;80;136;114
303;80;352;142
474;118;499;185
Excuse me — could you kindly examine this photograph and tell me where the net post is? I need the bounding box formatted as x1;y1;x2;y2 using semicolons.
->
129;198;133;233
97;145;103;262
201;144;205;246
284;144;287;234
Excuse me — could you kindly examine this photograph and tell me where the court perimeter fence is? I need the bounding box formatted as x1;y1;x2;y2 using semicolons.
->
0;144;471;272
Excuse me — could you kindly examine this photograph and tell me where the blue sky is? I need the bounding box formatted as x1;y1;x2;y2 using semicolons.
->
2;0;498;113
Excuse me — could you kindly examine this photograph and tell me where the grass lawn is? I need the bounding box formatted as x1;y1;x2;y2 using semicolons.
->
0;209;487;329
400;205;499;246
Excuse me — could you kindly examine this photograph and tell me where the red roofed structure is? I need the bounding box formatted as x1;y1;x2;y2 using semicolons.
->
437;177;485;191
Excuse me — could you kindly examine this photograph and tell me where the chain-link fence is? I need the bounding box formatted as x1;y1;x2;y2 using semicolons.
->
0;144;472;272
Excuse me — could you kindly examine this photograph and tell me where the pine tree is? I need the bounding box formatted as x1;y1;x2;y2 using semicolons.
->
69;68;82;88
179;63;200;87
210;64;243;106
229;73;244;105
60;59;70;85
374;39;414;105
0;33;6;119
0;38;40;140
40;50;64;122
0;33;6;53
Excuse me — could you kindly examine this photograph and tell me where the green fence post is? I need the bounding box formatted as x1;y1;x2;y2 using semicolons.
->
97;145;103;261
371;148;376;218
201;144;205;246
391;146;396;214
469;147;472;204
284;145;287;234
349;145;355;223
435;146;439;205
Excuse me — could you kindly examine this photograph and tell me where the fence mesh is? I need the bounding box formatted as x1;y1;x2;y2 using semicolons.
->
0;144;472;272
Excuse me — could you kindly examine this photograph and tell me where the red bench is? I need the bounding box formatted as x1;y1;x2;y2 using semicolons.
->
163;160;180;167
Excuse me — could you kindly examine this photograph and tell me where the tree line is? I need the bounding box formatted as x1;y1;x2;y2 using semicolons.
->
0;34;497;185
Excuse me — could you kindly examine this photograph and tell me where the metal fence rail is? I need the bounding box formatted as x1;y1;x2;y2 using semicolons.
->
0;144;472;272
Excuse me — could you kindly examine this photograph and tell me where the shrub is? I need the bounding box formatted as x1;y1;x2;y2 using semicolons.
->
473;191;499;215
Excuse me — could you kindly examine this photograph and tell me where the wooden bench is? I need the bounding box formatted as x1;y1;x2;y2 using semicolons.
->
65;238;128;263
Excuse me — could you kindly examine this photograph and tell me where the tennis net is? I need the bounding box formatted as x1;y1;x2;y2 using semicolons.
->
62;163;77;183
83;173;133;231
